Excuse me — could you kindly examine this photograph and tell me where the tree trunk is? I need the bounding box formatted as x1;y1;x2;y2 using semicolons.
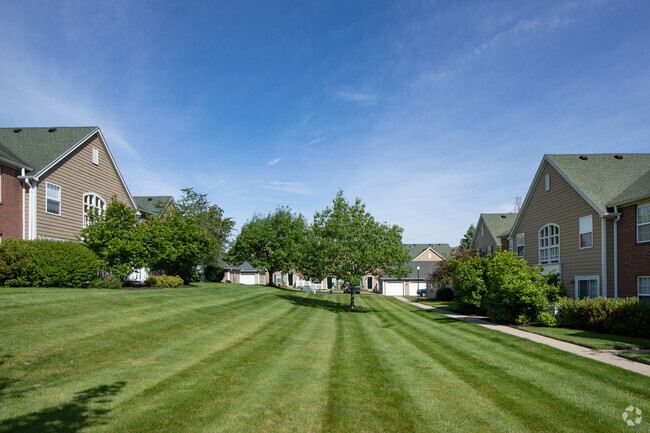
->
350;288;355;311
267;269;276;286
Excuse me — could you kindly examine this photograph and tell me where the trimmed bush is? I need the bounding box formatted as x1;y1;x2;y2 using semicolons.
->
447;255;487;311
145;274;184;288
558;297;650;337
435;286;455;301
537;312;558;327
204;265;225;282
90;275;123;289
0;239;101;288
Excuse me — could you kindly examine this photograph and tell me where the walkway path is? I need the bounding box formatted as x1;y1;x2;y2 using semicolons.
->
396;296;650;377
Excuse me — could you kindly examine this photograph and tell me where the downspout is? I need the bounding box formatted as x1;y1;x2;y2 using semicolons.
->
601;218;607;298
613;206;620;300
21;168;26;239
20;171;35;240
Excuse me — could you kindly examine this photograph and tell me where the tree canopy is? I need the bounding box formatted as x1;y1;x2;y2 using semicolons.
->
228;207;308;284
176;188;235;266
459;224;476;250
306;190;411;310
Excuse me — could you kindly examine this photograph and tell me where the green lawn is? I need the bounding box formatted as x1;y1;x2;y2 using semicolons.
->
405;297;466;313
619;353;650;365
520;326;650;350
1;284;648;432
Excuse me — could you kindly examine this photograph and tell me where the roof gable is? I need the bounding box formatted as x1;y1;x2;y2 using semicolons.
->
546;153;650;213
134;195;175;217
0;127;98;175
481;213;517;239
405;243;452;260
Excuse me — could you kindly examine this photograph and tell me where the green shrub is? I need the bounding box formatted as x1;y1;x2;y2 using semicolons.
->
515;314;531;325
448;255;487;311
435;286;455;300
204;265;225;282
145;274;184;288
89;275;123;289
559;297;650;337
537;312;558;327
0;239;101;287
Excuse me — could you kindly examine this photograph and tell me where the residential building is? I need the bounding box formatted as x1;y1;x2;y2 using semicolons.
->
470;213;517;254
508;153;650;300
0;127;137;242
134;195;176;221
222;262;267;285
379;243;452;296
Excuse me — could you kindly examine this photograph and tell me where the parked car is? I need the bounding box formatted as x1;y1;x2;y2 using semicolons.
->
417;288;427;297
343;285;361;294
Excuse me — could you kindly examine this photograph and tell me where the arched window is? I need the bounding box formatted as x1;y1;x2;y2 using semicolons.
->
83;193;106;228
539;224;560;264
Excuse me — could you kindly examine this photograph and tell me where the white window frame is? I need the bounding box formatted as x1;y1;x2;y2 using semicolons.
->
639;276;650;304
45;182;61;216
83;193;106;228
516;233;525;257
579;215;593;249
92;147;99;165
486;245;493;254
575;276;599;299
545;173;550;191
638;203;650;243
539;224;560;264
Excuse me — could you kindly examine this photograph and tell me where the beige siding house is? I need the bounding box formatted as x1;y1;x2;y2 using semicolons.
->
508;153;650;299
470;213;517;254
0;127;137;241
379;243;452;296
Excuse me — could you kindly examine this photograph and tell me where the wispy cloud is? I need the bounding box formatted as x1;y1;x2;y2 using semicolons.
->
304;136;326;147
418;5;581;84
267;157;284;166
257;181;314;195
209;179;225;188
334;90;378;105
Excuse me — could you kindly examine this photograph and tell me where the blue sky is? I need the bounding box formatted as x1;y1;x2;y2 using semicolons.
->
1;0;649;244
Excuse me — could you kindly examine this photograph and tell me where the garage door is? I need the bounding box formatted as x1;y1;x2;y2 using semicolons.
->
384;281;404;296
410;282;426;296
240;273;257;285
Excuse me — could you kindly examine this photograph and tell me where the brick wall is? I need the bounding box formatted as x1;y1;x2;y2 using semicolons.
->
617;203;650;298
0;165;24;240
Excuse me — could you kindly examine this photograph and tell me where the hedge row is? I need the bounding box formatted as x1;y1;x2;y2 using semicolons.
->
145;274;184;288
558;297;650;338
0;239;101;287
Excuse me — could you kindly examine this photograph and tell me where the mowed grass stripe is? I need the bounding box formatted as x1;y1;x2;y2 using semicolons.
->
1;286;282;417
367;296;648;432
110;298;316;432
384;297;650;402
358;303;520;432
5;286;271;366
207;298;336;433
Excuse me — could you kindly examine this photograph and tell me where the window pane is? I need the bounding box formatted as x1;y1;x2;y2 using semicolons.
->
639;277;650;295
580;232;592;248
639;205;650;225
47;199;60;214
578;280;588;298
639;224;650;243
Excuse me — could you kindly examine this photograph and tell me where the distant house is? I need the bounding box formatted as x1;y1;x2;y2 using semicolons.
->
508;153;650;300
379;243;452;296
470;213;517;254
134;195;176;221
222;262;267;285
0;127;137;242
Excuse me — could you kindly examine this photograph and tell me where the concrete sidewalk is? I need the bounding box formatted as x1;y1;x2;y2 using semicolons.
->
396;296;650;377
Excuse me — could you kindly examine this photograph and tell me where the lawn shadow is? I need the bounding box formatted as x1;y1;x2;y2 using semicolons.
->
0;381;127;433
0;354;26;403
274;293;375;313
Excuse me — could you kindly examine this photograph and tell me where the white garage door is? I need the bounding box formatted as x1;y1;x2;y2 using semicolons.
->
410;282;426;296
240;273;257;285
384;281;404;296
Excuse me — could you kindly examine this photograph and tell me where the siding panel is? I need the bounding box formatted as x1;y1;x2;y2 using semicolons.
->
36;134;132;241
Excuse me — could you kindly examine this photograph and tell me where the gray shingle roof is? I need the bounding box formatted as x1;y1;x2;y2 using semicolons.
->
221;261;262;272
481;213;518;239
381;260;439;280
404;243;453;260
133;196;174;218
0;141;32;169
0;127;98;175
547;153;650;212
